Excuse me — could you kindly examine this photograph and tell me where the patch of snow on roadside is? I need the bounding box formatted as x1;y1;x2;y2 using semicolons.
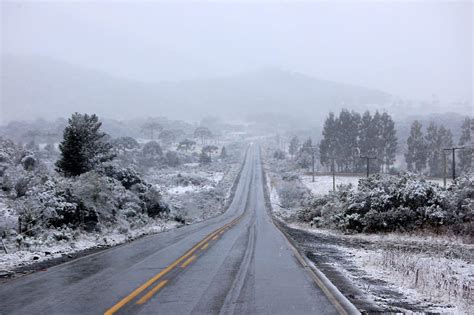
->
301;175;361;195
0;220;180;272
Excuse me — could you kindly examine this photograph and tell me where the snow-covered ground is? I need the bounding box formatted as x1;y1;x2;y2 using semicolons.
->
301;175;361;195
289;223;474;314
264;149;473;313
301;175;454;195
0;220;179;274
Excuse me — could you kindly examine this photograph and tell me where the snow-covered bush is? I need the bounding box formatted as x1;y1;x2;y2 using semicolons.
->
278;181;310;209
164;151;180;167
303;173;474;235
273;149;285;160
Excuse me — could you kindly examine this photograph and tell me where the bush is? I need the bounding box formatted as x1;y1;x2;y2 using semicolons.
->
273;150;285;160
303;173;474;235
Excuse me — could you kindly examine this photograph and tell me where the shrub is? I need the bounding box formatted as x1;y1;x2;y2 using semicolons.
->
303;173;474;235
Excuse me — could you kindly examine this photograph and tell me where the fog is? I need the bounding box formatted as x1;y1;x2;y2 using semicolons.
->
1;1;472;123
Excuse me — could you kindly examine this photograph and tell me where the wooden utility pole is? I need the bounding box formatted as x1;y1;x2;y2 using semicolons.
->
360;155;377;177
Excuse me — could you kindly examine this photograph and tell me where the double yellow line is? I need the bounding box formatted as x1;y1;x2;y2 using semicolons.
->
104;214;243;315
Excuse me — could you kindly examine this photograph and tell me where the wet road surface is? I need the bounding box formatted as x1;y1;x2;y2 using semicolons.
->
0;145;339;314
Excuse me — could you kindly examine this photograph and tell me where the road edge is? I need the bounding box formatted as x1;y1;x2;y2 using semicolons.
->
259;149;360;315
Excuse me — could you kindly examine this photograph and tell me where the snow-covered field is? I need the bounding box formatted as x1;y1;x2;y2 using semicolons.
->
301;175;454;195
301;175;362;195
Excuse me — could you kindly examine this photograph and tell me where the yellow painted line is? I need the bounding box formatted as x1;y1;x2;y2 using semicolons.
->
201;243;209;250
181;255;197;268
212;235;219;240
136;280;169;305
104;214;243;315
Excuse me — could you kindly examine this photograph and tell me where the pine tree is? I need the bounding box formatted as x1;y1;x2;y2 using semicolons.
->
296;138;313;169
335;110;359;172
425;123;453;177
459;117;472;173
288;136;299;160
220;146;227;159
425;122;440;176
56;113;114;177
380;112;397;172
319;112;337;169
439;125;454;176
357;111;373;172
405;120;426;172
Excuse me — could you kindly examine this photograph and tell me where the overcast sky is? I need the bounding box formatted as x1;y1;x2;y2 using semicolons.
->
2;0;473;104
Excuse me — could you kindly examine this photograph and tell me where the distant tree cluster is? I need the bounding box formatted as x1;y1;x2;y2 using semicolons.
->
319;110;397;173
405;118;471;176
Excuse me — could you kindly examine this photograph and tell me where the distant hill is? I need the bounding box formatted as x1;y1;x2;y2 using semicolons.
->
1;55;394;123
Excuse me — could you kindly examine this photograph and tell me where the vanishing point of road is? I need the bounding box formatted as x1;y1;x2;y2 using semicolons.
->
0;145;350;315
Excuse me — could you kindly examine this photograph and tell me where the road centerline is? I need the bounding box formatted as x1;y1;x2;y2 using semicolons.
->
103;214;243;315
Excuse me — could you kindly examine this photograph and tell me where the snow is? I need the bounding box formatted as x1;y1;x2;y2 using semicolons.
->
301;175;361;195
0;220;179;272
288;223;474;314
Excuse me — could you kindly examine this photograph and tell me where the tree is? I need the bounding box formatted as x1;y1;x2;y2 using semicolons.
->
141;121;163;140
425;122;453;177
380;112;397;172
199;149;211;164
111;136;139;151
220;146;227;159
296;138;313;169
142;141;163;158
405;120;427;172
177;139;196;152
194;127;213;145
202;145;219;157
319;112;337;170
288;136;299;160
164;151;180;167
158;130;176;148
459;117;472;173
56;113;114;177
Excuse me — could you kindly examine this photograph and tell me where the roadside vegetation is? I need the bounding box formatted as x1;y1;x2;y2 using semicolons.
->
0;114;244;273
263;110;473;313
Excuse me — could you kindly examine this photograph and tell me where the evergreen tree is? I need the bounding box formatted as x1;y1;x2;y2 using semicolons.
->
288;136;300;160
335;110;359;171
357;111;373;171
296;138;313;169
405;120;426;172
220;146;227;159
459;117;472;173
319;112;337;169
380;112;397;172
425;122;439;175
439;125;454;176
56;113;114;177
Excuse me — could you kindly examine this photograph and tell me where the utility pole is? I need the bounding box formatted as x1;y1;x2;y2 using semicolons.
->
331;157;336;191
443;147;473;183
359;155;377;177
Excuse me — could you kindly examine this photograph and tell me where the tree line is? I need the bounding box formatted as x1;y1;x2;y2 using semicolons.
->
318;109;397;173
405;118;471;177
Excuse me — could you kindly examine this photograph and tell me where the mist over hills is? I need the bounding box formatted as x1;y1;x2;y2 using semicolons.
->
1;55;396;124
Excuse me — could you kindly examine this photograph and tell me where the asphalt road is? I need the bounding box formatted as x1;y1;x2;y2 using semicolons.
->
0;144;340;315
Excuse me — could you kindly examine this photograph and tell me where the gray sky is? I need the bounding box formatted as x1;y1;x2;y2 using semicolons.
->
2;0;473;103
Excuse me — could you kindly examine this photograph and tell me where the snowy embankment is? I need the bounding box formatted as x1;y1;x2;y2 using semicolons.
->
0;220;179;276
264;152;473;313
0;155;243;276
288;223;473;314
